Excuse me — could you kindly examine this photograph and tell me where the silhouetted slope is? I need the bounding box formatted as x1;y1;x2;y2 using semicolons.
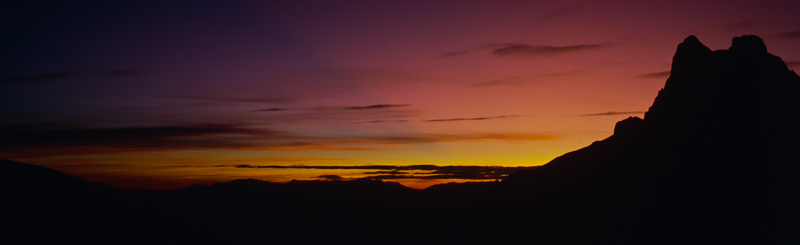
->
4;35;798;244
1;159;117;196
497;35;800;243
2;159;122;243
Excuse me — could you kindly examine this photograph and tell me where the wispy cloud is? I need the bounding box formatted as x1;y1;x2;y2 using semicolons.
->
442;42;607;58
423;115;520;122
441;49;473;58
473;70;584;87
0;123;291;151
579;111;646;116
771;30;800;39
491;43;605;57
0;71;75;83
472;77;527;87
359;133;555;144
316;175;344;180
171;95;295;105
224;164;538;180
251;108;288;112
635;71;670;79
352;120;410;124
342;104;409;110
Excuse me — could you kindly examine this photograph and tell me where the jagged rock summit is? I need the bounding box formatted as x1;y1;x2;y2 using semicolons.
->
497;35;800;243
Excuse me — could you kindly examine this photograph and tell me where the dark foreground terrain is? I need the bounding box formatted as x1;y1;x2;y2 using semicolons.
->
4;35;799;244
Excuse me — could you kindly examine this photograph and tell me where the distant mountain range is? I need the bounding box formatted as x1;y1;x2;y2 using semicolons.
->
3;35;798;244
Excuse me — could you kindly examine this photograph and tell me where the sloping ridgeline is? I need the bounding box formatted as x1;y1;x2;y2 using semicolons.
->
4;35;799;244
496;35;800;243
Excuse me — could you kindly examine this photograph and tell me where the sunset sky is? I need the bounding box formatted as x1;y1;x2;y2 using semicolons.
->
2;0;799;189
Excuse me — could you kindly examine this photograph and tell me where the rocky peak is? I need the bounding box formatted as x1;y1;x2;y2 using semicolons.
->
642;35;799;141
729;35;767;54
668;35;712;80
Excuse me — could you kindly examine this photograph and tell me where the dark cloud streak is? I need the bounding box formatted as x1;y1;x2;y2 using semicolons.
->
0;124;288;150
636;71;671;79
352;120;409;124
251;108;287;112
491;43;605;57
424;115;519;122
771;30;800;39
342;104;409;110
442;42;606;58
579;111;646;116
227;164;537;180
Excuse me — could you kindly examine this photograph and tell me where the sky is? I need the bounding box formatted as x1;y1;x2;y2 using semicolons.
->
2;0;800;189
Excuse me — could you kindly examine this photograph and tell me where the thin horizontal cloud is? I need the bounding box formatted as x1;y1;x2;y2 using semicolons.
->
0;123;291;151
352;120;410;124
441;49;473;58
472;77;526;87
0;71;75;83
316;175;344;180
225;164;538;180
424;115;520;122
491;43;605;57
342;104;409;110
439;43;504;58
636;71;670;79
442;42;606;58
172;95;294;105
1;122;552;157
579;111;646;116
251;108;288;112
473;70;584;87
361;133;555;144
771;30;800;39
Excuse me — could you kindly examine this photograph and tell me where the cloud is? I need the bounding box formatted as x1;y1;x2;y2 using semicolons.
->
472;71;584;87
252;108;288;112
360;132;554;144
635;71;670;79
579;111;646;116
96;70;146;78
423;115;520;122
0;123;291;151
352;120;410;124
472;77;527;87
0;71;75;83
316;175;344;180
440;50;473;58
771;30;800;39
442;42;606;58
0;121;552;158
171;95;295;105
225;164;538;180
342;104;409;110
491;43;605;57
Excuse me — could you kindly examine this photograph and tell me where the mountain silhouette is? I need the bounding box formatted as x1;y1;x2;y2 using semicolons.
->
3;35;799;244
497;35;800;243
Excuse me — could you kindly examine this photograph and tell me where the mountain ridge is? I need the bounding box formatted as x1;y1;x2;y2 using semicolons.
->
3;35;798;244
